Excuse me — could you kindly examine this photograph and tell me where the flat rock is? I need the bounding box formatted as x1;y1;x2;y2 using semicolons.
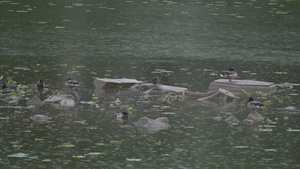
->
225;116;240;124
247;112;264;123
209;79;278;93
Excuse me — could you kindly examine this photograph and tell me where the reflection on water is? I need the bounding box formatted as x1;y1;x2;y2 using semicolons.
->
1;0;300;168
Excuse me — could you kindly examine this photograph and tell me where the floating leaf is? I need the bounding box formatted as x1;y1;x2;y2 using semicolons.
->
0;75;3;80
233;146;249;149
74;120;87;125
154;141;161;146
259;128;273;132
92;97;98;100
162;112;176;115
95;143;105;146
59;143;75;148
258;125;277;128
127;106;133;111
84;152;102;156
8;79;14;85
72;155;86;159
76;66;86;68
175;148;184;151
286;128;300;132
110;140;122;144
7;153;28;158
241;89;250;95
126;158;142;162
161;154;170;157
264;149;277;152
0;116;10;120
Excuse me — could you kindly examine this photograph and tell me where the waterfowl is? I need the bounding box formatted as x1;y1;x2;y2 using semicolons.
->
2;80;20;92
65;78;79;90
220;68;237;82
246;97;265;113
152;76;159;86
37;80;45;92
114;98;121;106
116;112;129;120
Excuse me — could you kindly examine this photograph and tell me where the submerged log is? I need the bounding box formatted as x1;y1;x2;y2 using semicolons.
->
94;78;142;89
209;79;278;93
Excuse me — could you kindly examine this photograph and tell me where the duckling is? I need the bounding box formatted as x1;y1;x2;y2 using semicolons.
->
2;80;20;92
65;78;79;90
152;76;159;86
116;112;129;120
246;97;265;113
220;68;237;82
37;80;45;92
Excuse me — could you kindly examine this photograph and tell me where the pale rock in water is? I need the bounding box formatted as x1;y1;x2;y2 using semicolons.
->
247;111;264;123
213;116;222;122
135;116;171;133
225;116;240;124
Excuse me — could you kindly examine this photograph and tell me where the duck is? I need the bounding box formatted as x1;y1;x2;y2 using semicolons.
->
152;76;159;86
2;79;20;92
65;78;79;90
37;80;45;92
116;112;129;120
246;97;265;113
220;68;237;82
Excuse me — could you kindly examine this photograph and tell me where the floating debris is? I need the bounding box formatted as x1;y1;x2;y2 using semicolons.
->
264;149;277;152
7;153;28;158
59;143;75;148
126;158;142;162
233;146;249;149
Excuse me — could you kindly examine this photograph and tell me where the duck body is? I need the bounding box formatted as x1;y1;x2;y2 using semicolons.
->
37;80;45;92
152;76;159;86
116;112;129;120
65;78;79;89
220;68;237;82
246;97;265;113
2;80;20;91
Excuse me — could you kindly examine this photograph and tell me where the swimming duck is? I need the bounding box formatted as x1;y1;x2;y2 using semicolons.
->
116;112;129;120
65;78;79;90
246;97;265;113
37;80;45;92
152;76;159;86
2;80;20;92
220;68;237;82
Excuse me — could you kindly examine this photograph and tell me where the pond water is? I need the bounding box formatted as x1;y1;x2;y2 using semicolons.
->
1;0;300;168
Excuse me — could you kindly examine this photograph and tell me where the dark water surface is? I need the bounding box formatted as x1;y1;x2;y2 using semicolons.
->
1;0;300;168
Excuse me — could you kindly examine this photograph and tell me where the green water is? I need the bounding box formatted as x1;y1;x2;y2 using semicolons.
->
1;0;300;168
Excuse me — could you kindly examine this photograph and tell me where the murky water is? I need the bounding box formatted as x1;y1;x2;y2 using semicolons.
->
1;0;300;168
